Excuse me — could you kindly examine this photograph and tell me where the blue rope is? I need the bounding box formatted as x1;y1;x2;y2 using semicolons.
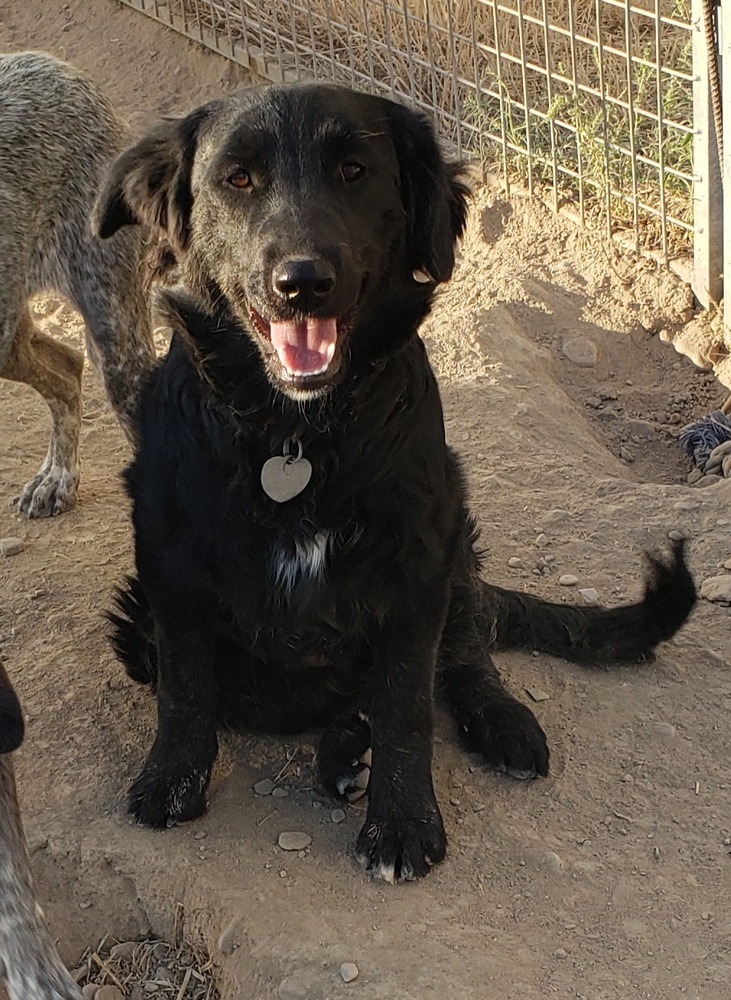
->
678;411;731;471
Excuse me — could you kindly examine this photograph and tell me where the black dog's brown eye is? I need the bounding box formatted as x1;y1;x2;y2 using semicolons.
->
227;169;252;190
341;161;365;183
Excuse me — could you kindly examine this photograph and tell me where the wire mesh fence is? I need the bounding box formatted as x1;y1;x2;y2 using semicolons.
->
119;1;701;269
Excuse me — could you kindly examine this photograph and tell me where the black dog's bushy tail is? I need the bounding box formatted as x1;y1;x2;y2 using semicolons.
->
106;576;158;685
485;539;696;664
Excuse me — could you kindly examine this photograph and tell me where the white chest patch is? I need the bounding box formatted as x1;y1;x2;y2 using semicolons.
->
270;530;330;595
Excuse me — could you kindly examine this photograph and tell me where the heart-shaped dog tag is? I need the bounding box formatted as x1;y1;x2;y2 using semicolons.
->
260;455;312;502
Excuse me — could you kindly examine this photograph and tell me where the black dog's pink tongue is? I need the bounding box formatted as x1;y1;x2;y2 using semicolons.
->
270;318;337;376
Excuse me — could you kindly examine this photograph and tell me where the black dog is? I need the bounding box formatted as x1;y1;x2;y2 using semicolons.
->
94;83;696;882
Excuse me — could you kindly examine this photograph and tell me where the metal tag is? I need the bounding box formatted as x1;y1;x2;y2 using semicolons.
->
260;454;312;502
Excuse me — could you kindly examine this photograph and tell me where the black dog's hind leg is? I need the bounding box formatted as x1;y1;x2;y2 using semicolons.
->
438;580;549;779
128;589;219;828
317;710;372;802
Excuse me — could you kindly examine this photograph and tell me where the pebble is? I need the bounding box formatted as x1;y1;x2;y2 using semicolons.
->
624;418;655;440
700;575;731;603
579;587;599;606
586;396;602;408
278;831;312;851
109;941;137;961
272;786;289;798
695;474;722;488
559;574;578;586
331;808;346;824
143;985;158;996
508;557;523;569
526;687;550;702
0;537;24;557
553;948;568;960
254;778;276;795
540;851;563;872
619;446;634;462
668;530;687;542
97;988;125;1000
723;559;731;571
194;830;207;840
597;407;619;421
277;977;309;1000
340;963;359;983
82;986;101;1000
686;469;703;484
562;337;597;367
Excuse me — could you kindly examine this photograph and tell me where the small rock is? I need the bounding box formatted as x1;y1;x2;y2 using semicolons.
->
653;722;676;739
625;418;656;440
700;575;731;603
331;808;346;824
562;337;597;367
109;941;138;961
553;948;568;960
540;851;563;872
586;396;602;408
277;977;309;1000
668;530;687;542
0;537;24;557
194;830;207;840
579;587;599;606
79;900;92;910
619;446;634;463
526;687;550;703
508;557;523;569
254;778;276;795
686;468;704;484
723;559;731;571
340;963;359;983
97;988;125;1000
535;532;548;548
278;831;312;851
559;574;579;586
597;407;619;421
143;986;158;996
82;986;101;1000
272;786;289;798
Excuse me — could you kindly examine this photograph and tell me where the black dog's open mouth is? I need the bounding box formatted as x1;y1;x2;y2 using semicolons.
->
250;307;349;385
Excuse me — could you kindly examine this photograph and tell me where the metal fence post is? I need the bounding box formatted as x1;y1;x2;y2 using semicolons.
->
693;0;723;308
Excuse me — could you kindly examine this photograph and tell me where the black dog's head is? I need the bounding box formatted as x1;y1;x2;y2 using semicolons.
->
0;660;24;754
95;83;470;398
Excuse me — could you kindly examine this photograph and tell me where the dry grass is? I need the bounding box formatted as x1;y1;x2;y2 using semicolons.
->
73;909;218;1000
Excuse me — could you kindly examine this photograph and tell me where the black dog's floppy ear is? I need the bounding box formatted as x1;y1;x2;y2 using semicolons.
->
0;661;24;754
93;106;211;254
386;102;471;284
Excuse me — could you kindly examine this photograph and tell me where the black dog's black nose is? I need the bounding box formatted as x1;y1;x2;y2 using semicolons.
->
272;258;336;306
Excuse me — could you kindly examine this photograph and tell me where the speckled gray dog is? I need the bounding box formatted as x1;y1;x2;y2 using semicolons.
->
0;660;81;999
0;51;156;517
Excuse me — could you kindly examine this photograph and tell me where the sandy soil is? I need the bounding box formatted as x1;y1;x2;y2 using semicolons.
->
1;3;730;998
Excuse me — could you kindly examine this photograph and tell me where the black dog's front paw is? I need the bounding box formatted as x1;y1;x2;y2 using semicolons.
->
356;802;447;882
128;754;213;828
464;700;549;779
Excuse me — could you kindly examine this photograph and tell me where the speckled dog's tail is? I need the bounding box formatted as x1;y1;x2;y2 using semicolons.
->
484;539;696;664
106;575;158;685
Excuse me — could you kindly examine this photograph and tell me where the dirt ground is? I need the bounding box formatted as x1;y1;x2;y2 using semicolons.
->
1;3;731;998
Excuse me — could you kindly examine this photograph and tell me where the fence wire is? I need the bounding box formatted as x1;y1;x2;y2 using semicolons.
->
119;0;696;260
